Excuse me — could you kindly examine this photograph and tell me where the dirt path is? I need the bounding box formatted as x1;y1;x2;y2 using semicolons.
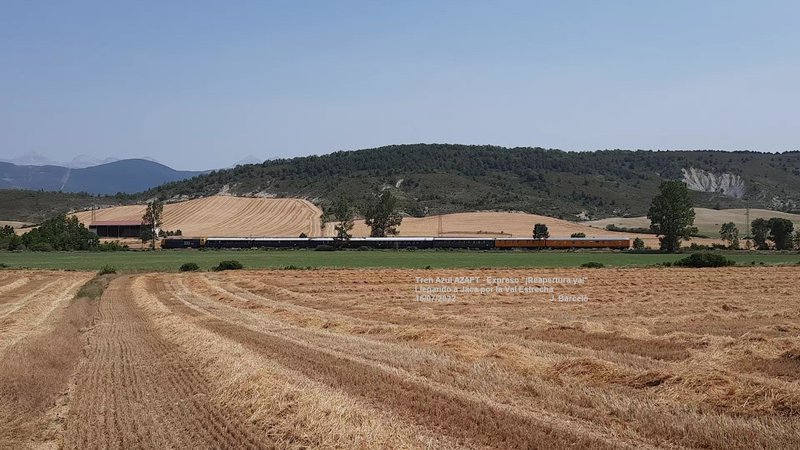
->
62;276;269;449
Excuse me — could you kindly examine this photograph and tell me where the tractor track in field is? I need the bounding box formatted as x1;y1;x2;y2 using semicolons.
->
0;275;89;354
62;276;271;450
0;276;52;307
0;276;31;296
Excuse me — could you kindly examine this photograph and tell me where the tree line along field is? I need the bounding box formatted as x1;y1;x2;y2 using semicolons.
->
1;267;799;449
1;249;799;271
587;208;800;238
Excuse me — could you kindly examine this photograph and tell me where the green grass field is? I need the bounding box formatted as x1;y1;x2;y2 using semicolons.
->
1;249;798;272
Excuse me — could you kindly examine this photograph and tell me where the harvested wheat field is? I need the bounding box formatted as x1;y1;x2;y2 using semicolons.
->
0;220;31;230
2;267;799;449
587;208;800;237
73;195;323;237
334;211;720;248
0;220;34;236
0;270;96;447
336;211;642;238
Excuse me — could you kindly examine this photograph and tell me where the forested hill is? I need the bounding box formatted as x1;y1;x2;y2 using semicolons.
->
144;144;800;219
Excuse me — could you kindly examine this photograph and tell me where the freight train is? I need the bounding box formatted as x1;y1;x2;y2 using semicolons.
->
161;236;630;250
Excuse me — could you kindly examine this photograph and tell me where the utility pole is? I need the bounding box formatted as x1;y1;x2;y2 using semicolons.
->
745;207;751;235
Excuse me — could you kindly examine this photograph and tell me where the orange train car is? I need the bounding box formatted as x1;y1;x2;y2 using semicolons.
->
494;237;630;249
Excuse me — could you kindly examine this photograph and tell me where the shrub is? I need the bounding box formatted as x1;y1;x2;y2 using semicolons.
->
4;234;23;251
179;262;200;272
314;244;335;251
580;261;604;268
30;242;54;252
405;246;418;251
570;232;586;238
674;253;735;268
97;241;128;252
632;237;645;250
212;260;243;271
98;265;117;275
605;224;653;234
0;263;8;269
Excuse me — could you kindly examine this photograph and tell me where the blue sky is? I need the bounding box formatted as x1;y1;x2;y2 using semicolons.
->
2;1;799;170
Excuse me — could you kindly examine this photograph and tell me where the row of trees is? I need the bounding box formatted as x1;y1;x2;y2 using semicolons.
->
750;218;796;250
645;180;799;252
719;218;797;250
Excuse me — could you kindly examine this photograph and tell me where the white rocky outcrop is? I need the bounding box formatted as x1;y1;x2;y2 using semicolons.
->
681;167;745;199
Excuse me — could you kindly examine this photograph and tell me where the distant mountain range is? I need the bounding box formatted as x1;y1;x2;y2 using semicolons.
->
0;159;205;195
0;152;135;169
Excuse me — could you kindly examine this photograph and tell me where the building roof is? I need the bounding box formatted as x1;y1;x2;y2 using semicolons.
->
89;220;149;227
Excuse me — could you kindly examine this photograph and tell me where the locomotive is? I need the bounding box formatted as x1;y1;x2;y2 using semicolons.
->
161;236;630;250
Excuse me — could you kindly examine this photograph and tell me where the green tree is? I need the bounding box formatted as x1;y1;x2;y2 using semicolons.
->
767;217;794;250
533;223;550;240
647;181;697;253
632;237;645;250
719;222;739;249
332;197;355;247
142;199;164;250
0;225;16;250
364;190;402;237
0;225;14;238
751;218;770;250
6;234;22;251
20;214;98;251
